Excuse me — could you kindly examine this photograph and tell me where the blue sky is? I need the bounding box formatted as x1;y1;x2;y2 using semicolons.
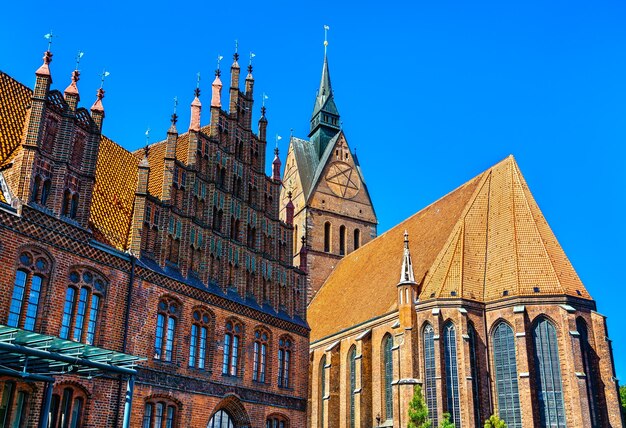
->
2;1;625;380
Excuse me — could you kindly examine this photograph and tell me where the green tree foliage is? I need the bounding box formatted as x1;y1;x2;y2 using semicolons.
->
407;384;432;428
438;413;455;428
619;385;626;419
484;414;507;428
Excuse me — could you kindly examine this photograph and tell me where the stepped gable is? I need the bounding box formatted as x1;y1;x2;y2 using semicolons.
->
0;72;32;168
308;155;591;342
134;125;210;198
0;71;139;250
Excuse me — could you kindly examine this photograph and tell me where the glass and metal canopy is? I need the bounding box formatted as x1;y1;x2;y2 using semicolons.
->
0;325;144;428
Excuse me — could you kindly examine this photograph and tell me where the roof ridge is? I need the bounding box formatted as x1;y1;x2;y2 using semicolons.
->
511;161;565;294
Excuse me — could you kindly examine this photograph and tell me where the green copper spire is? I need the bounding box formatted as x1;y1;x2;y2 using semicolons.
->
309;26;340;158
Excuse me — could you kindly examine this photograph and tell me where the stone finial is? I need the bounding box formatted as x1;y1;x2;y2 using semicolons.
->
64;70;80;97
211;73;223;108
286;192;295;225
91;88;105;112
36;51;53;77
272;145;281;181
399;230;416;285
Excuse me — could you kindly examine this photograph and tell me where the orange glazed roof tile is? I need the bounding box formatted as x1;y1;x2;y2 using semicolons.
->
0;71;138;250
90;136;138;250
0;72;32;169
308;155;591;342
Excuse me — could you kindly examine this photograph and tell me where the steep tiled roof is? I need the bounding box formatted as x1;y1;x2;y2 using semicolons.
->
308;156;591;342
90;136;138;250
0;72;31;168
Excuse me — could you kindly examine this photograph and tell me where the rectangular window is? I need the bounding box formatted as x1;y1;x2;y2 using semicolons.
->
155;314;165;359
8;271;27;327
278;349;284;386
24;275;42;331
253;342;259;381
72;288;88;342
142;404;153;428
0;382;14;427
165;318;176;361
86;295;100;345
260;344;267;383
199;327;207;370
231;336;239;376
189;324;198;367
60;287;76;339
222;334;231;375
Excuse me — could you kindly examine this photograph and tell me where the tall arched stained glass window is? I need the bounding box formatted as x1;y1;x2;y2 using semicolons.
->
468;322;482;428
444;322;461;427
319;355;326;428
423;323;438;426
492;322;521;428
383;335;393;421
577;318;600;428
533;317;566;427
348;346;357;428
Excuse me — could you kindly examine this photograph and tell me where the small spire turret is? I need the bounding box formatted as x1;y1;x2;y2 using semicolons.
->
190;73;202;132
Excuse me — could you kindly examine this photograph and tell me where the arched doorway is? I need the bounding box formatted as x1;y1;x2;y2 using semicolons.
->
207;395;251;428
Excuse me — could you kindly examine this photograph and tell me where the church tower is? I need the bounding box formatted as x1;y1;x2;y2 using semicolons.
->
280;33;377;302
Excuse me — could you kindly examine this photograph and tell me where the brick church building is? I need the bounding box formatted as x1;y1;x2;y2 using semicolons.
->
307;155;624;428
0;46;308;427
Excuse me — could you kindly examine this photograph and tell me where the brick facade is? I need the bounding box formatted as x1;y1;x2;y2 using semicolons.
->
307;158;624;428
0;50;308;427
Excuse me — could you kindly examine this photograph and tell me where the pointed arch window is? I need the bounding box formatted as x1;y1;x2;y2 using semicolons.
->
8;249;51;331
208;410;234;428
492;322;521;428
382;334;393;421
266;415;289;428
40;179;51;206
468;322;482;428
222;319;242;376
423;323;438;426
339;225;346;255
278;336;293;388
533;317;566;427
444;322;461;427
323;222;331;253
319;355;326;428
348;346;357;428
60;268;106;345
577;318;600;427
154;298;179;362
189;309;212;369
253;328;269;383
